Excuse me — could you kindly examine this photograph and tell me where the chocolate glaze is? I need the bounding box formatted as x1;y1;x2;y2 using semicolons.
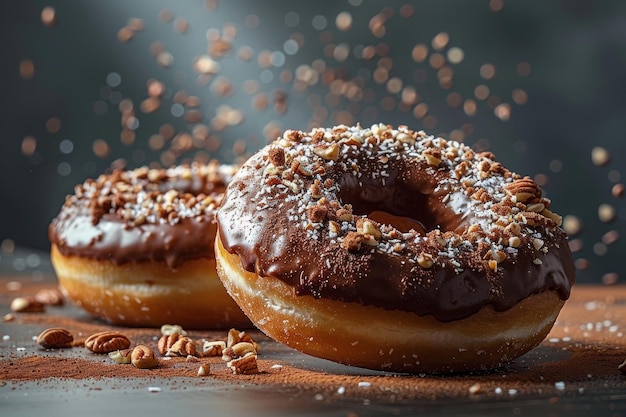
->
49;163;233;269
217;124;576;322
50;207;217;269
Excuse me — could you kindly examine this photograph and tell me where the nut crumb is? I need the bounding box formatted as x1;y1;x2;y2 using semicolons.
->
197;364;210;376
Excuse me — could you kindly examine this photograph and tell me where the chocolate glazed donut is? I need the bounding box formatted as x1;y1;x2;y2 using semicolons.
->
216;123;575;373
49;162;250;329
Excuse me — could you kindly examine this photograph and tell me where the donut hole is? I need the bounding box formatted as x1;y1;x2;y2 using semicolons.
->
338;178;448;234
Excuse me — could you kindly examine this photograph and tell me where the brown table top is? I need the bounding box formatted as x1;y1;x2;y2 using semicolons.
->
1;257;625;416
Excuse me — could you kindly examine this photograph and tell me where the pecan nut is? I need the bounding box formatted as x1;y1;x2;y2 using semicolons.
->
165;337;198;357
131;345;159;369
202;340;226;357
157;333;187;355
85;331;131;353
222;342;256;362
504;177;541;203
226;328;258;349
37;328;73;349
227;353;259;375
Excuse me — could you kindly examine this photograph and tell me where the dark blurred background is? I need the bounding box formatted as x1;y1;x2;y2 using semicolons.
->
0;0;623;283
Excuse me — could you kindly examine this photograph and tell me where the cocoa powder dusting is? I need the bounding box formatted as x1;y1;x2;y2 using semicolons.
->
2;276;626;407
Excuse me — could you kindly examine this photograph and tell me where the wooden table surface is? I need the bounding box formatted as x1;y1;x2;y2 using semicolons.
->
0;249;625;417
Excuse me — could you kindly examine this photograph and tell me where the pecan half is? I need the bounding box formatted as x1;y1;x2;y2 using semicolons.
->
131;345;159;369
85;331;131;353
37;328;73;349
505;177;541;203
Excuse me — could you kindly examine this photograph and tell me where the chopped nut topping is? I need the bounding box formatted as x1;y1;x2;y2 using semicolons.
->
328;220;341;235
341;231;365;252
335;208;353;222
356;218;382;240
307;205;328;223
268;147;286;167
55;162;233;229
423;149;442;166
526;202;545;213
313;143;340;161
508;236;521;248
488;259;498;271
309;180;323;198
417;252;434;268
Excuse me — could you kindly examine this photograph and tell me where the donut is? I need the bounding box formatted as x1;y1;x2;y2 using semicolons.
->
49;161;250;329
215;123;576;373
